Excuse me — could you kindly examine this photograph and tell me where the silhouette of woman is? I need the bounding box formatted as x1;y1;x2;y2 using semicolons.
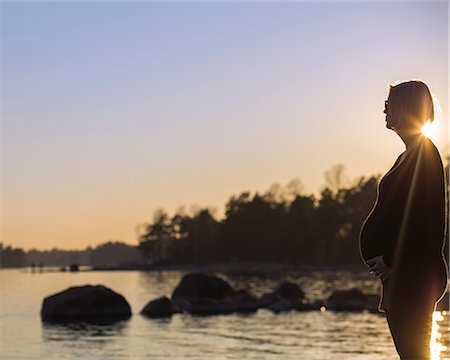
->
359;80;448;360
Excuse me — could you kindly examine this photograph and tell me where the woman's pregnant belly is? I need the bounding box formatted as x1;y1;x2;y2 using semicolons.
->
359;205;386;261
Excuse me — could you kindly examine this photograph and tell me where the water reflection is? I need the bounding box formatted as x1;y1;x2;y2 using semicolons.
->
431;311;448;360
3;269;449;360
42;319;129;342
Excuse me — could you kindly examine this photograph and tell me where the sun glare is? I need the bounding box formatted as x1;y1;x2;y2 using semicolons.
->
430;311;447;360
422;120;438;140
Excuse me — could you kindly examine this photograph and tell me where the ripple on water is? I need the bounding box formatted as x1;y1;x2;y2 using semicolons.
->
0;269;448;360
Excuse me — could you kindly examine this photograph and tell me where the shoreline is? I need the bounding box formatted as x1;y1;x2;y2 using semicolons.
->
90;262;368;274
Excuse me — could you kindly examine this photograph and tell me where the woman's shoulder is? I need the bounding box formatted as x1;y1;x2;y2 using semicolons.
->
426;136;443;157
420;136;444;169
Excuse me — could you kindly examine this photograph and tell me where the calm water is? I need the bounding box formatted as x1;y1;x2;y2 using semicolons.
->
1;268;448;360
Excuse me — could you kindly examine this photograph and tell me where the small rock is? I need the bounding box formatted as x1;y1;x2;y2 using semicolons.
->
227;289;259;313
325;288;367;311
141;296;174;318
265;298;292;313
274;281;305;302
295;300;324;311
258;292;281;308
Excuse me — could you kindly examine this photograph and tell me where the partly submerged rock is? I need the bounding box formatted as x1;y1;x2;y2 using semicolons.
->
141;296;174;318
169;273;264;315
172;272;236;300
227;289;260;313
257;292;292;313
183;298;235;316
295;300;324;311
257;281;307;313
273;281;305;302
41;284;131;322
171;272;236;311
258;292;282;308
325;288;367;311
265;298;292;313
273;281;305;309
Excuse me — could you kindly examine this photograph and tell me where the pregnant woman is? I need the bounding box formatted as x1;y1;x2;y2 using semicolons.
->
359;80;448;360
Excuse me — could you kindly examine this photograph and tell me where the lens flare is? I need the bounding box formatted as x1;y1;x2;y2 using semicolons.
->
422;120;438;140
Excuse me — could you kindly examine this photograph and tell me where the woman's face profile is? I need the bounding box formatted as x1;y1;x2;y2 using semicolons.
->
384;97;397;130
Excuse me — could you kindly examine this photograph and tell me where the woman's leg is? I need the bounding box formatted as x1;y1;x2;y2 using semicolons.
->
385;305;434;359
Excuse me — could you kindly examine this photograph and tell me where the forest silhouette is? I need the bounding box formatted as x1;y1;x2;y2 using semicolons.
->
2;162;449;268
138;162;449;266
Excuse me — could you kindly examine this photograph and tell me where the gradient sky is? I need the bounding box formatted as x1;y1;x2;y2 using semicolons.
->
1;2;448;250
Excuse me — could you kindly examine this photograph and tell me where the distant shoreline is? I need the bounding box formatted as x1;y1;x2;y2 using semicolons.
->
90;262;367;273
2;262;369;273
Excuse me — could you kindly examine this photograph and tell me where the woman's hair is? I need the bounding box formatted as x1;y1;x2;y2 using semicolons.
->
388;80;434;128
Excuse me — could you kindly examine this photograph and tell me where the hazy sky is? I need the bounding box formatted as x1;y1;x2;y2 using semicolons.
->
2;2;448;250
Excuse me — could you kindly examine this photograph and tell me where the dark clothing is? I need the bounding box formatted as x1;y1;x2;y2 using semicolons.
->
359;135;448;312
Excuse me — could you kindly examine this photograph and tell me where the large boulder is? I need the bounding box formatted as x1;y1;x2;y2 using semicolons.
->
41;285;132;322
141;296;174;318
325;288;367;311
171;272;236;310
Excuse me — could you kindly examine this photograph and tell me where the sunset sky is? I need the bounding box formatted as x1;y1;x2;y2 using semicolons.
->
2;2;448;250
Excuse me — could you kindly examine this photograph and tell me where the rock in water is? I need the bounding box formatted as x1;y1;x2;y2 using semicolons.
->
227;289;260;313
41;284;132;322
171;273;235;302
141;296;174;318
325;288;367;311
273;281;305;302
258;292;281;308
171;272;238;314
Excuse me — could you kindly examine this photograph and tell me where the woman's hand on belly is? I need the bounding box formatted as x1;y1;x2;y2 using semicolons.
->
365;255;392;281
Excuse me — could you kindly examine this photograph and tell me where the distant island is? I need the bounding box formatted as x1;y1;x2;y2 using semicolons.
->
2;163;448;270
0;241;142;269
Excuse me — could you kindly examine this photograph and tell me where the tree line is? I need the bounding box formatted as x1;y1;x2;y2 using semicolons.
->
137;162;449;266
138;166;376;265
2;162;448;268
0;241;142;268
